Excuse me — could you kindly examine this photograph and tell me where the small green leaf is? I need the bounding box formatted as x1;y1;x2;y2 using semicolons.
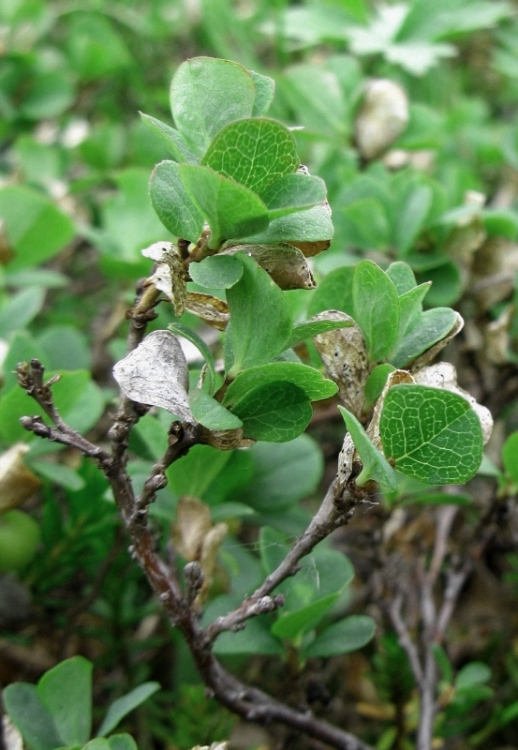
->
150;160;204;243
303;615;376;658
167;445;232;498
395;183;433;255
180;165;269;248
288;317;353;348
455;662;491;690
240;435;323;511
396;283;431;345
0;186;75;270
386;261;417;294
189;389;243;431
353;260;400;362
379;385;484;485
4;683;63;750
251;70;275;116
83;741;111;750
107;735;138;750
339;406;398;491
38;656;92;746
189;255;243;289
342;198;391;251
364;364;395;412
244;204;333;246
503;432;518;485
29;460;86;491
170;57;256;157
271;593;339;640
226;254;292;375
232;381;312;442
0;287;45;338
202;118;299;195
96;682;160;738
139;113;198;164
223;362;337;406
261;173;327;220
308;266;355;318
390;307;457;368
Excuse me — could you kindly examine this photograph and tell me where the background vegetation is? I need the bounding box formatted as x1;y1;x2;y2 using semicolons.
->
1;0;518;749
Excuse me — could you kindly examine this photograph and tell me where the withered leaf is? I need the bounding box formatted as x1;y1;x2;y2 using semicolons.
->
312;311;369;417
113;330;193;421
142;241;187;316
222;243;315;290
185;291;229;330
0;443;41;512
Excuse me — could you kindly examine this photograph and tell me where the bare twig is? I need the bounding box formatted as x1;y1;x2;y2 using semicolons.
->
203;479;363;644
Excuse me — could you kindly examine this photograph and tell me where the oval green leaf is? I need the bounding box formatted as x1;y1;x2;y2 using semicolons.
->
352;260;400;363
223;362;337;406
232;381;312;442
379;385;484;485
189;255;243;289
189;389;243;431
303;615;376;659
150;160;204;242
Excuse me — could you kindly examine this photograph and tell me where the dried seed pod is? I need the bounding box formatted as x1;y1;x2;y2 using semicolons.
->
0;444;41;512
355;79;409;161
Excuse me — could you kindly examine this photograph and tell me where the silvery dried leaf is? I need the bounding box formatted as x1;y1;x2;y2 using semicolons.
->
355;79;409;161
337;433;355;493
222;243;315;289
142;242;187;316
185;292;229;331
484;306;512;365
198;521;228;603
312;311;369;417
409;312;464;372
113;330;193;421
0;443;41;512
413;362;493;444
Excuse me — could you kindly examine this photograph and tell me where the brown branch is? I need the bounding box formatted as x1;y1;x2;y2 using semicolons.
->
203;479;363;644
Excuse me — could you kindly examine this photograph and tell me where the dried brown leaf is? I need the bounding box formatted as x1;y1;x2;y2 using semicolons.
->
185;292;229;331
0;443;41;512
222;243;315;290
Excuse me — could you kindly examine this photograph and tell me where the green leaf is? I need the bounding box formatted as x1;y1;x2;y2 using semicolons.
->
223;363;337;406
107;735;138;750
82;741;111;750
96;682;160;737
168;321;217;394
503;432;518;485
395;183;433;255
66;12;130;80
303;615;376;659
271;593;339;640
251;70;275;116
0;287;45;338
139;113;198;164
455;662;491;690
180;165;269;248
226;254;292;375
37;656;92;746
380;385;484;484
364;365;396;412
189;389;243;430
260;173;327;220
170;57;256;158
339;406;398;491
282;63;347;138
206;595;282;656
240;435;323;511
288;318;353;348
202;118;299;195
232;381;312;442
397;283;431;344
189;255;243;289
4;683;63;750
308;266;355;318
29;460;86;491
342;198;391;251
96;169;169;271
0;186;75;270
244;204;333;246
353;260;400;362
150;160;204;243
390;307;457;368
386;261;417;294
166;445;233;498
